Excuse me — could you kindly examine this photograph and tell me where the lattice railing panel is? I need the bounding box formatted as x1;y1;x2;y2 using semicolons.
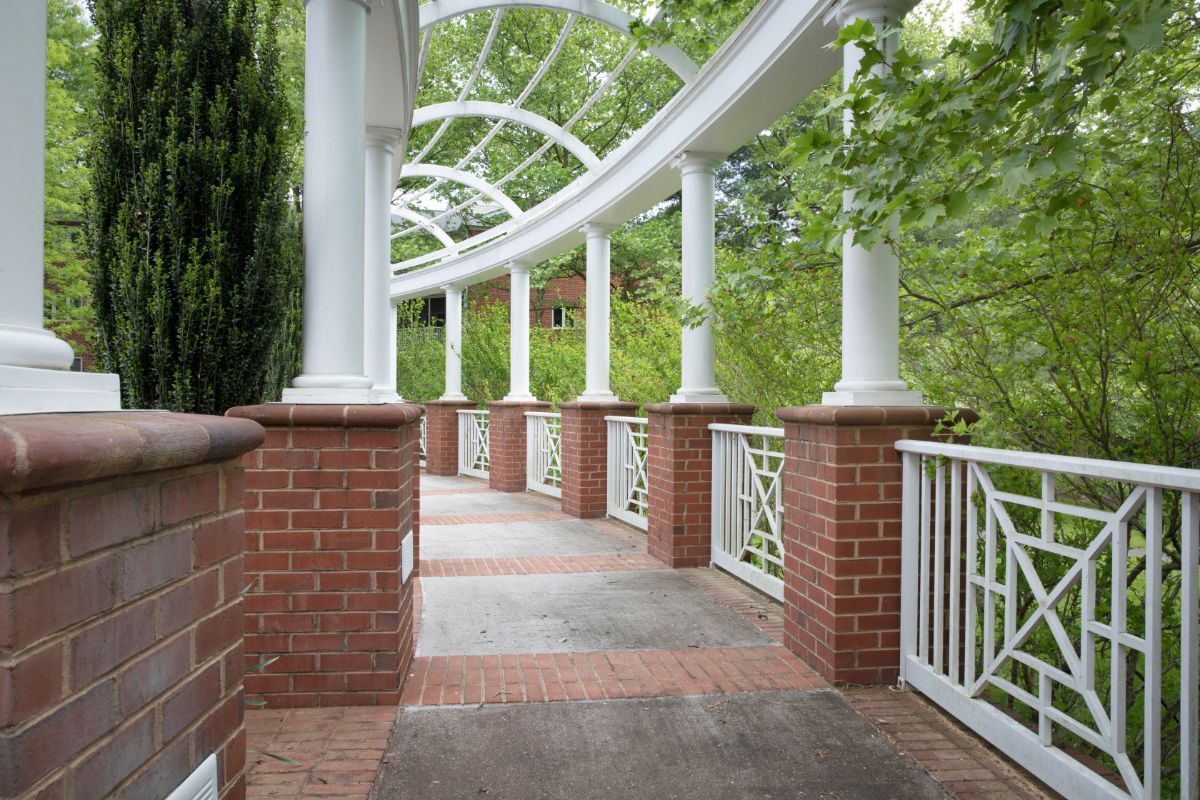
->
710;424;785;600
898;440;1200;800
457;410;489;479
606;416;648;531
526;412;563;498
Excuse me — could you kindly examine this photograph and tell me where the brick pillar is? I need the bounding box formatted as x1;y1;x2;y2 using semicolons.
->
487;399;550;493
645;402;755;567
424;399;475;476
226;403;422;707
776;405;976;685
0;412;263;800
560;400;638;519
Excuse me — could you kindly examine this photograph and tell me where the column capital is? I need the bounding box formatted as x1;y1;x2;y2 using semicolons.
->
674;151;726;175
365;126;404;151
826;0;916;27
440;282;466;295
507;261;532;276
580;222;618;238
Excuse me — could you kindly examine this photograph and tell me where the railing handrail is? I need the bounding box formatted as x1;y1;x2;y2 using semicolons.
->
709;423;784;437
524;411;562;419
605;415;645;425
896;439;1200;493
457;408;488;416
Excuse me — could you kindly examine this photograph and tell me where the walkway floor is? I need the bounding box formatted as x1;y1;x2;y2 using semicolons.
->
247;474;1055;800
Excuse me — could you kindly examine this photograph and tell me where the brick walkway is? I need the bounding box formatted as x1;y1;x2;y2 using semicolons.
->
248;472;1055;800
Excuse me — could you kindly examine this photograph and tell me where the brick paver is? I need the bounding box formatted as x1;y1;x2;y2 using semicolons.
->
245;706;397;799
421;511;570;525
678;566;787;642
419;486;492;496
421;552;664;577
401;645;824;707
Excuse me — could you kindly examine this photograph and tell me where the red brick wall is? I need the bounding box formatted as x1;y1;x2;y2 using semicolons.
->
486;401;550;493
644;403;755;567
227;404;422;708
776;405;974;685
471;274;594;327
0;412;263;800
560;401;638;519
424;400;476;476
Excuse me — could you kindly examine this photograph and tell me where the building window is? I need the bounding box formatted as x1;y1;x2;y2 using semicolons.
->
552;306;577;329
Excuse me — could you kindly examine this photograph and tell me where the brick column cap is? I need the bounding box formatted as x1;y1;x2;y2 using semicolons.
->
775;404;979;427
644;401;756;417
227;402;423;428
0;411;264;494
559;400;639;412
486;399;552;410
422;399;479;409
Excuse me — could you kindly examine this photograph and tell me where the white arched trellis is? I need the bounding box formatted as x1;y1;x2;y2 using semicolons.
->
410;101;601;170
392;207;458;250
398;163;524;218
418;0;698;81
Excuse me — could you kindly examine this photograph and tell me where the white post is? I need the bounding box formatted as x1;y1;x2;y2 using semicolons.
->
505;262;535;401
441;284;467;401
364;126;403;402
671;152;728;404
579;223;617;401
388;302;399;399
822;0;922;407
284;0;375;404
0;0;119;413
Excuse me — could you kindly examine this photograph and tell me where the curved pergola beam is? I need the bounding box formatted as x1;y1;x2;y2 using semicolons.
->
419;0;698;82
391;207;458;250
399;163;525;217
411;101;601;169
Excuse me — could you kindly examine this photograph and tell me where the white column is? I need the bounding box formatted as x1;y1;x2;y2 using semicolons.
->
441;284;467;401
823;0;922;406
0;0;118;413
579;223;617;401
671;153;728;404
363;127;403;403
505;263;535;401
284;0;374;404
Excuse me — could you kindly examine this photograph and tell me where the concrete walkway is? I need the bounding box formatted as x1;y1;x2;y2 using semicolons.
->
246;475;1053;800
378;475;948;800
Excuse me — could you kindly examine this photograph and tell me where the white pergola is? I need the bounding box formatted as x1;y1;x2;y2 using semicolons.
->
0;0;923;411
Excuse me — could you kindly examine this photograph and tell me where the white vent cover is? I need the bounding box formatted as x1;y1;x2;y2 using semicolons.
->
165;754;217;800
402;530;414;584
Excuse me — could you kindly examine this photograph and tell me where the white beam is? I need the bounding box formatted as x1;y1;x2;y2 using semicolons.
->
399;163;524;217
412;101;601;169
392;207;458;250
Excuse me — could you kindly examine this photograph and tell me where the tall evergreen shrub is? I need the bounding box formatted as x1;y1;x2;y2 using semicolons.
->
88;0;300;413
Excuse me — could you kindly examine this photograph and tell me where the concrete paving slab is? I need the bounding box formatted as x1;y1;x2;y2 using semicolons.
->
422;491;547;516
375;691;949;800
421;519;637;559
420;473;488;491
417;570;776;656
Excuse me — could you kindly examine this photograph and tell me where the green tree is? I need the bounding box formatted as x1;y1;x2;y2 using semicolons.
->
88;0;301;413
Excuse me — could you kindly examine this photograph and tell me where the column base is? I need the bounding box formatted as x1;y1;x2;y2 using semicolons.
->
645;402;755;567
669;388;730;404
775;404;977;685
424;399;477;476
282;386;382;404
369;388;403;403
0;364;121;414
226;402;423;707
560;399;638;519
487;399;550;493
821;389;925;406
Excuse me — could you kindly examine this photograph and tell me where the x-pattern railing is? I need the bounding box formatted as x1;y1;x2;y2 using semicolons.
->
457;409;490;479
710;424;785;600
897;440;1200;800
526;412;563;498
606;416;648;531
419;415;427;467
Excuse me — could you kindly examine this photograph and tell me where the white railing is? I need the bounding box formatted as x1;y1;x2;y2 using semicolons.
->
710;424;786;601
606;416;649;530
897;440;1199;800
526;411;563;498
419;415;427;468
457;409;490;479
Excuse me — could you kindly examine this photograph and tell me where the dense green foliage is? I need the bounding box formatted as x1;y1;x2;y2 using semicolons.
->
87;0;301;413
